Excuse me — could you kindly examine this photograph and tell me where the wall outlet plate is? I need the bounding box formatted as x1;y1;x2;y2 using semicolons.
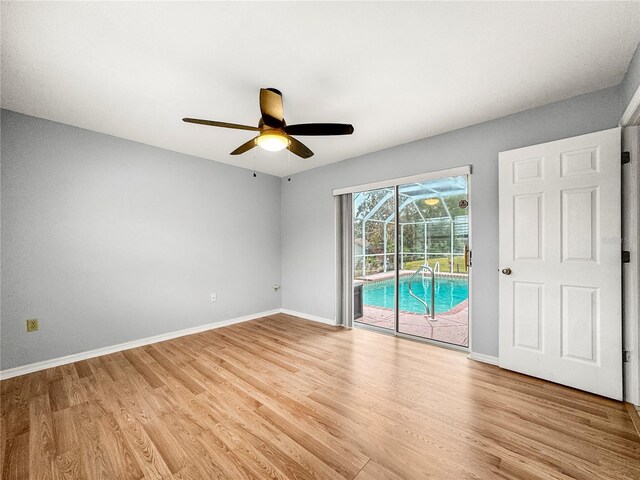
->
26;319;39;332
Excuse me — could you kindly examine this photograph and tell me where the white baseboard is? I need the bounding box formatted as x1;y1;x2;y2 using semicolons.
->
468;352;500;366
278;308;337;326
0;309;281;380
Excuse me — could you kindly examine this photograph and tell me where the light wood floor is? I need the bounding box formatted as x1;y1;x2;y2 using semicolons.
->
2;314;639;479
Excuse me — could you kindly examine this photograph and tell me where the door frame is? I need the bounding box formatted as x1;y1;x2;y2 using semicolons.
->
338;165;473;352
620;86;640;405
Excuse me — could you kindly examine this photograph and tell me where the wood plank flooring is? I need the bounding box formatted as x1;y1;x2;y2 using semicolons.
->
1;314;639;479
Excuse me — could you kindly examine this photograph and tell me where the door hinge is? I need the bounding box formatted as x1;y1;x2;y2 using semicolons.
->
622;251;631;263
623;350;631;363
622;151;630;164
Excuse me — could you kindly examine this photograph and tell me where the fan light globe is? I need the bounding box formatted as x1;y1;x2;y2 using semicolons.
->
424;198;440;206
256;132;289;152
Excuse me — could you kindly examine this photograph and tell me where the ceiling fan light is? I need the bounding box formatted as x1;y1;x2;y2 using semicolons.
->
256;132;289;152
424;197;440;206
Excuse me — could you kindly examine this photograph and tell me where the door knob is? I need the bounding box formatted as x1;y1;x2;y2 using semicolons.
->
501;268;512;275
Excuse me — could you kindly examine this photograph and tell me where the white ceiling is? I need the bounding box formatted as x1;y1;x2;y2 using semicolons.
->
2;2;639;177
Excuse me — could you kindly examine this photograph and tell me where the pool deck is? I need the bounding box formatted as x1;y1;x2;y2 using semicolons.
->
355;270;469;284
357;300;469;347
354;270;415;283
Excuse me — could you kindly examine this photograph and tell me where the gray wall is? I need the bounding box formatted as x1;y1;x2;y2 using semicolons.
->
280;85;622;357
3;48;637;370
622;41;640;114
1;110;282;370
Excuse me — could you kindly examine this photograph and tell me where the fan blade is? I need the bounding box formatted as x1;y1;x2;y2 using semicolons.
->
183;118;259;131
259;88;285;128
285;135;314;159
284;123;354;136
230;136;258;155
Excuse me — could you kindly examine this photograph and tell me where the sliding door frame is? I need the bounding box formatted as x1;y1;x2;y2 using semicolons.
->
394;184;400;334
342;166;472;353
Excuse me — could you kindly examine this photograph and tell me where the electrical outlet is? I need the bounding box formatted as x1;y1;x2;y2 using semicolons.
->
26;319;39;332
211;293;217;302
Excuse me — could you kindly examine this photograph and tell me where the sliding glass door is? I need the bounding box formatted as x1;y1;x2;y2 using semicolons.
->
352;174;469;348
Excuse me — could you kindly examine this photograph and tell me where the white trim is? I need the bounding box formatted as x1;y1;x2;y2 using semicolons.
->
279;308;337;326
622;126;640;406
620;84;640;127
466;172;474;355
468;352;500;366
335;196;341;326
332;165;472;196
0;309;281;380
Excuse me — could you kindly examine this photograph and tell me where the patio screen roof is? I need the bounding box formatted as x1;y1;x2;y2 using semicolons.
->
353;175;468;224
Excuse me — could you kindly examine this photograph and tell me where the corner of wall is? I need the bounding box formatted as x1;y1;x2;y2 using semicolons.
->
621;41;640;118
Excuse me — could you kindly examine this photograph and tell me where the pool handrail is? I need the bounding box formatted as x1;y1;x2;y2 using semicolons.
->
408;265;435;320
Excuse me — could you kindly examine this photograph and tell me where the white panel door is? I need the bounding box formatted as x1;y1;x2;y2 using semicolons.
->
499;128;622;400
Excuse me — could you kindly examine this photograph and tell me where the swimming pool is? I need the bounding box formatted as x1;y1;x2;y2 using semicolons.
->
363;276;468;314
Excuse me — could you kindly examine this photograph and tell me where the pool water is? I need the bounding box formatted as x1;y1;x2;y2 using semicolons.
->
363;276;468;314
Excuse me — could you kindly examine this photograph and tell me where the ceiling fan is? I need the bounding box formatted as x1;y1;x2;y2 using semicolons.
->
183;88;354;159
